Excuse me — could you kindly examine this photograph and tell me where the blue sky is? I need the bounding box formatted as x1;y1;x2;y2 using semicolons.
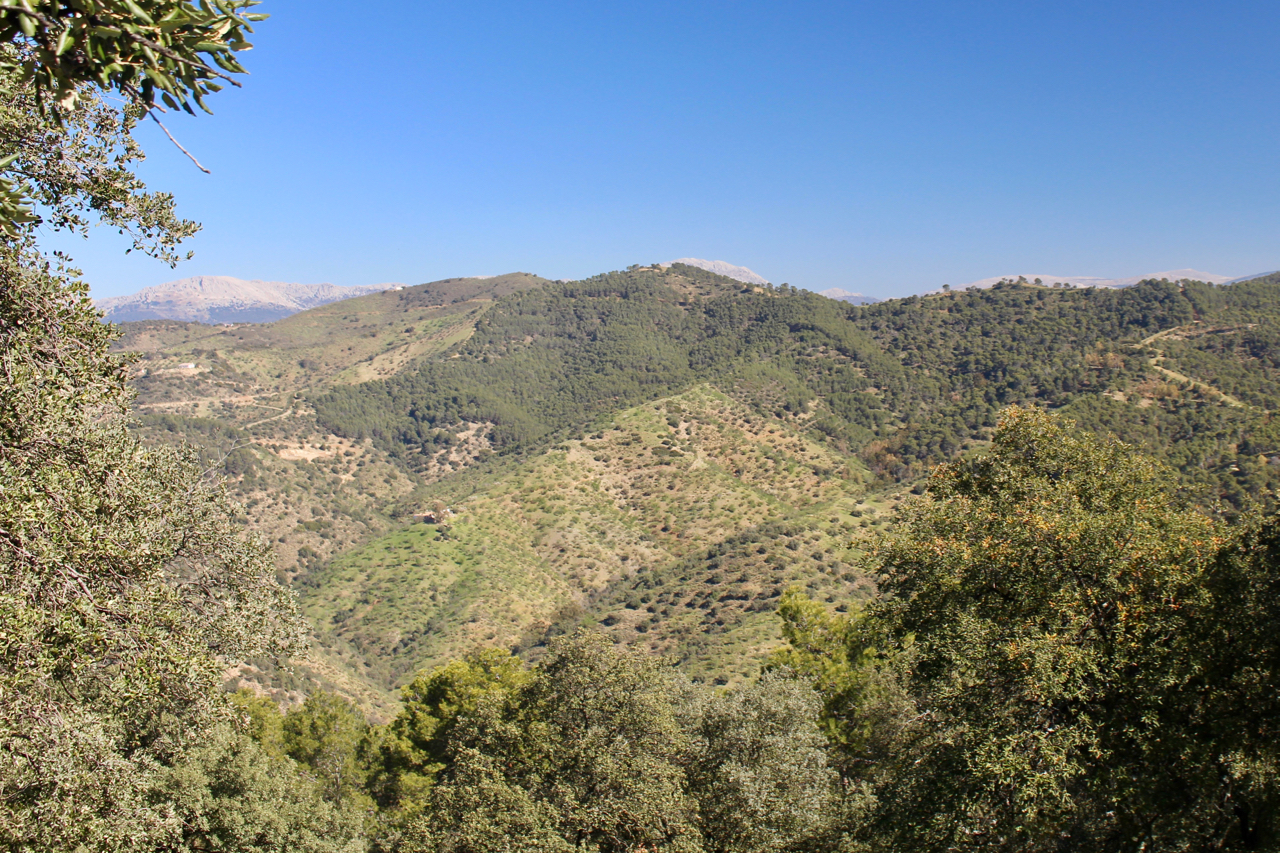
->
64;1;1280;300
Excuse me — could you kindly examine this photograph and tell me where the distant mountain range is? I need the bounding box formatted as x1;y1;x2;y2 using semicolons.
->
95;276;405;324
98;264;779;325
818;288;881;305
98;265;1269;326
662;259;887;305
1226;271;1280;284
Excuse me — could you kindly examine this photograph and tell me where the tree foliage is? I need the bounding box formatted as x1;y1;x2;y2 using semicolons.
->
231;687;288;759
411;632;704;853
0;241;315;848
282;690;373;809
0;0;260;234
685;670;838;853
368;647;532;816
768;590;912;781
157;723;366;853
389;632;836;853
0;0;262;114
0;67;200;261
851;407;1280;852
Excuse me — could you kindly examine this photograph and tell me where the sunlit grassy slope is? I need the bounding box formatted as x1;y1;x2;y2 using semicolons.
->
117;273;548;397
301;385;895;690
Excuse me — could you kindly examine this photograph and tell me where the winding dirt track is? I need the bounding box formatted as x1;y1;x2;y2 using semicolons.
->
1129;323;1256;409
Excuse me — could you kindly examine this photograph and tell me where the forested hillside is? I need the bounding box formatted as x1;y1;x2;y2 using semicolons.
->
853;275;1280;505
120;265;1280;705
315;267;1280;509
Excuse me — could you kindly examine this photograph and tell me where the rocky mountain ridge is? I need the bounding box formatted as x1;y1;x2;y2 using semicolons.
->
96;275;404;324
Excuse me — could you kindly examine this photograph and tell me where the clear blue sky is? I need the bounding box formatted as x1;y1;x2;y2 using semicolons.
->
66;1;1280;300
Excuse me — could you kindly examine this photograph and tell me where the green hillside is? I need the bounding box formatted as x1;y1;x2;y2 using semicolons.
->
314;268;1280;511
119;266;1280;707
118;272;548;398
302;385;886;691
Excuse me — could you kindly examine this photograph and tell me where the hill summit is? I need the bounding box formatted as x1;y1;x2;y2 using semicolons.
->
663;258;770;285
96;275;404;324
951;269;1234;291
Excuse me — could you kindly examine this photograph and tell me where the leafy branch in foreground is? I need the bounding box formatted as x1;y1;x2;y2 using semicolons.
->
0;0;263;115
0;65;200;262
0;240;330;849
0;0;263;237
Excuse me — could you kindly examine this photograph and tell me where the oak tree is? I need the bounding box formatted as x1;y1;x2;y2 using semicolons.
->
861;407;1279;852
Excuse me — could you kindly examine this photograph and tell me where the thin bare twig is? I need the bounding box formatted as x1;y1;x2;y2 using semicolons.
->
147;111;209;174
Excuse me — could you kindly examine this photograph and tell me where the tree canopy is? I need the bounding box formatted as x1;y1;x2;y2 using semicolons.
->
371;634;838;853
826;407;1280;852
0;2;373;849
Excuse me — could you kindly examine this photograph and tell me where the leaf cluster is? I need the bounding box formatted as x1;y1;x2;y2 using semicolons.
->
0;0;254;238
0;0;263;116
0;63;200;260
